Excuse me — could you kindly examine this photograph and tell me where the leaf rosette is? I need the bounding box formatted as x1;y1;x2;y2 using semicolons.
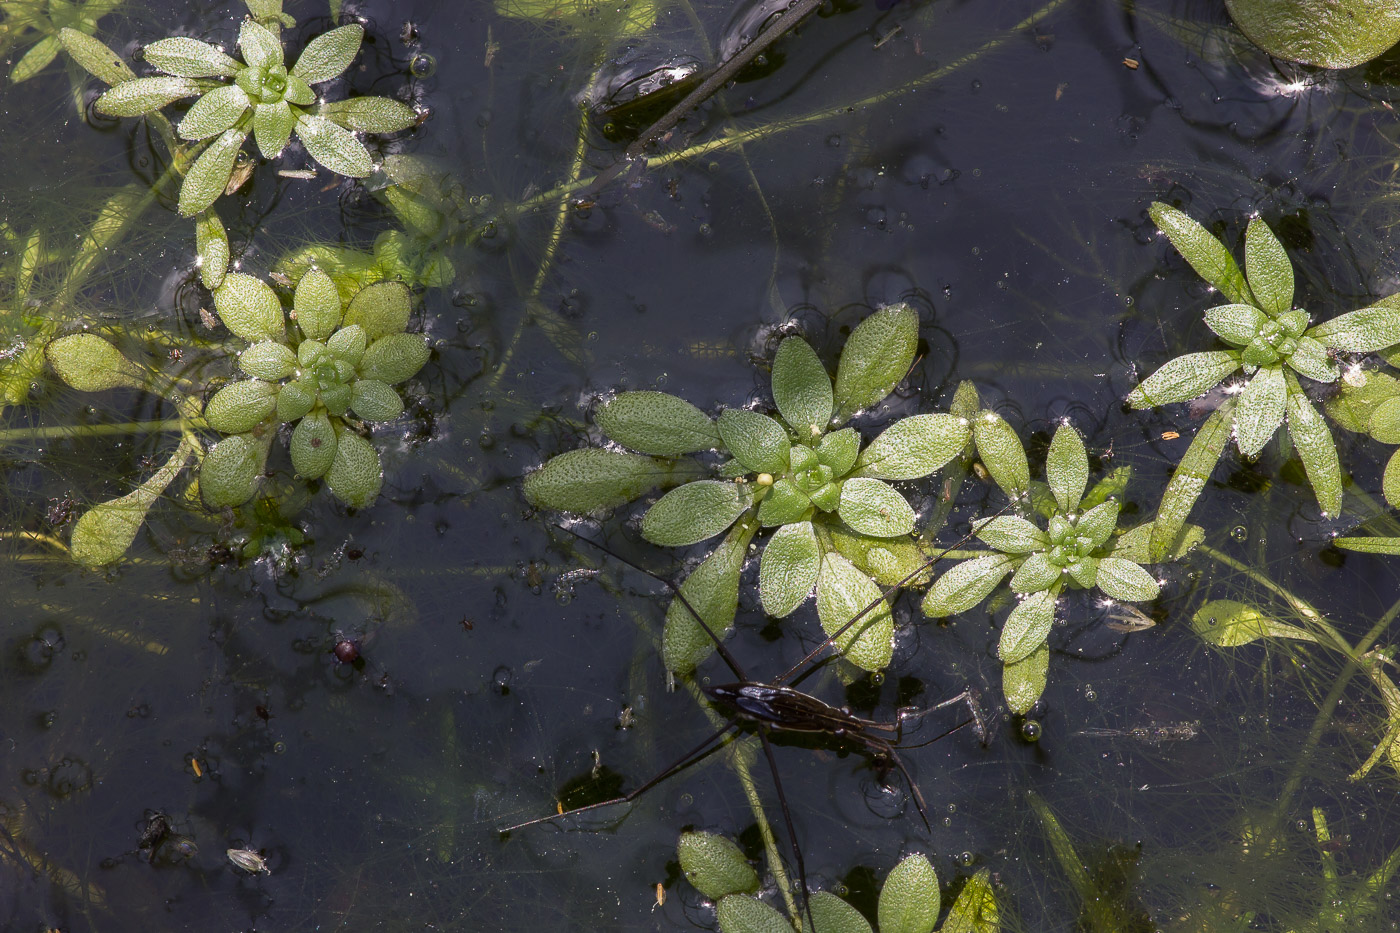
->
90;18;416;215
523;305;972;674
922;422;1159;714
1127;203;1400;557
200;267;428;510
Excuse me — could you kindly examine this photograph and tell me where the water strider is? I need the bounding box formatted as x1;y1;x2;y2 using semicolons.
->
500;520;996;928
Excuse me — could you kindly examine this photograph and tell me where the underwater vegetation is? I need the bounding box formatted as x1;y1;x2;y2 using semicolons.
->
9;0;1400;931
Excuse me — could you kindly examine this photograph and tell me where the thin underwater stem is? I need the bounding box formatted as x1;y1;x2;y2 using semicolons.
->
0;418;191;444
502;0;1073;217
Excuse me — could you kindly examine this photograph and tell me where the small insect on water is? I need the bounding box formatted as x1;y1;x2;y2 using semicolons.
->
500;521;995;928
227;847;270;874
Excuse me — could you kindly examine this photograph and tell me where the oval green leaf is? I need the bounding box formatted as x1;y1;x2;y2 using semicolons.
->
1003;643;1049;715
854;414;969;481
71;439;197;566
359;333;430;384
717;894;793;933
296;113;373;178
811;891;872;933
922;554;1014;617
1126;351;1241;408
678;831;759;900
662;517;757;673
1224;0;1400;68
326;426;382;508
973;516;1047;554
1244;217;1293;317
1285;379;1342;516
1234;365;1286;458
999;589;1056;664
642;480;752;547
972;410;1029;497
837;477;915;538
1310;306;1400;353
596;391;720;456
294;267;343;341
1046;423;1088;512
771;337;833;438
143;36;241;77
290;23;363;84
759;521;821;617
178;125;248;217
204;379;277;434
344;280;412;340
878;854;940;933
195;209;230;291
45;334;145;392
523;448;683;513
200;432;269;507
817;552;893;671
1095;557;1159;602
213;272;285;342
317;97;418;133
1148;202;1250;305
290;409;337;479
717;409;791;475
833;303;919;424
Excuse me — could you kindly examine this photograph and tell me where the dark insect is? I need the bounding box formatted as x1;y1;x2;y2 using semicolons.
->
500;522;993;928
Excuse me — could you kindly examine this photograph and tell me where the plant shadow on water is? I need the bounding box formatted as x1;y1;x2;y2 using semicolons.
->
5;0;1400;930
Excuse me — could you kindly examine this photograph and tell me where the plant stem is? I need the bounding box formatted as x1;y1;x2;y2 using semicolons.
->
0;418;190;443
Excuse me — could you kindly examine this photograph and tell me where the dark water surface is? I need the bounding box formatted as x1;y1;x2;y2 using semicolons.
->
5;0;1400;930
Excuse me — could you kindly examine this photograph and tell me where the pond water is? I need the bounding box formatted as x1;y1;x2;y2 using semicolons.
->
4;0;1400;930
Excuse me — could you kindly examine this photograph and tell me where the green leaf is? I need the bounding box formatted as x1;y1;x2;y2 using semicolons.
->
717;409;791;474
1234;365;1286;457
238;17;284;71
326;425;382;508
827;520;933;587
837;477;915;538
1150;399;1235;562
1224;0;1400;68
596;391;719;456
1111;521;1202;564
816;427;860;476
1285;335;1338;383
294;267;343;341
45;334;145;391
1075;498;1121;551
878;854;940;933
817;552;893;671
974;515;1047;554
296;113;374;177
1003;643;1048;715
759;521;821;617
1148;202;1251;305
195;209;229;291
290;23;363;84
59;28;134;85
1310;306;1400;352
1203;303;1267;347
317;96;418;133
1126;351;1241;408
238;341;296;381
200;432;270;507
1335;535;1400;555
1066;556;1099;589
290;409;337;479
143;36;242;77
677;831;759;900
213;272;285;341
853;414;969;481
662;517;757;673
204;379;277;434
96;75;201;116
810;891;873;933
999;590;1056;664
1387;449;1400;509
922;554;1014;617
771;337;833;438
972;410;1029;497
641;480;752;546
1008;553;1059;595
1285;376;1342;516
940;868;999;933
1046;423;1088;512
1080;467;1130;513
523;449;687;512
717;895;793;933
343;280;412;340
284;72;315;106
1244;217;1293;317
757;479;812;527
71;438;197;566
327;325;366;366
179;125;248;216
1324;369;1400;434
832;303;919;424
358;333;429;384
252;99;295;158
1095;557;1159;602
179;84;251;139
1191;599;1318;646
350;378;404;422
11;35;61;83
